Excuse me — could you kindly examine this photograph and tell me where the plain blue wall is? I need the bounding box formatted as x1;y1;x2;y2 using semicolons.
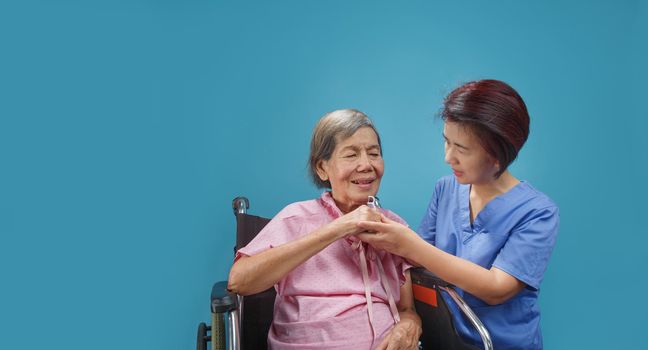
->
2;1;647;349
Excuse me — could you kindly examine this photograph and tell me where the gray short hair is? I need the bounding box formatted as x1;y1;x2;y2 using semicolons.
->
308;109;382;189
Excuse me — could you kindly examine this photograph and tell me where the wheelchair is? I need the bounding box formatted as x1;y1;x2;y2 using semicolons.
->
197;197;493;350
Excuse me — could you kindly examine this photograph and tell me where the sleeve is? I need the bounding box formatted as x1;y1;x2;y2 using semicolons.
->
235;208;302;260
492;205;560;291
416;179;443;245
399;258;414;284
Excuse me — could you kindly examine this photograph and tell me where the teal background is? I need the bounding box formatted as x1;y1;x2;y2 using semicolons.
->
1;1;647;349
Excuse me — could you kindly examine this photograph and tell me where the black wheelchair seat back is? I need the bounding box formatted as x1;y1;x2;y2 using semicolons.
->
235;213;271;252
235;213;274;350
411;268;480;350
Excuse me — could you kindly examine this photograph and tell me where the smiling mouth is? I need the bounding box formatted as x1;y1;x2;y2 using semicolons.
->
351;179;375;185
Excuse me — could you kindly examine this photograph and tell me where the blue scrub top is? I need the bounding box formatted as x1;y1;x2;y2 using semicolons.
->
418;176;559;350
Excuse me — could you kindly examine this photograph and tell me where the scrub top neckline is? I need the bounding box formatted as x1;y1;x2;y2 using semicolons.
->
460;180;527;232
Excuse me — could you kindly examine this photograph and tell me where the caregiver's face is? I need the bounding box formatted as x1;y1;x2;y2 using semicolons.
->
443;122;499;185
317;127;384;213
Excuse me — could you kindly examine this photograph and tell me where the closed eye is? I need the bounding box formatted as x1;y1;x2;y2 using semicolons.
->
444;137;468;154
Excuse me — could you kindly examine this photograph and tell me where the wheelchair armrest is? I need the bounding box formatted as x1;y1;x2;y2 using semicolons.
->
411;267;493;350
410;267;451;288
211;281;238;314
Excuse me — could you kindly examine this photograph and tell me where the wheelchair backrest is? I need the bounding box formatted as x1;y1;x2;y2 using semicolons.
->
234;213;275;350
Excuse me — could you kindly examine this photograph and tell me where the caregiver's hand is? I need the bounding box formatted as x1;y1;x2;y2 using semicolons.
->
356;214;423;258
376;318;422;350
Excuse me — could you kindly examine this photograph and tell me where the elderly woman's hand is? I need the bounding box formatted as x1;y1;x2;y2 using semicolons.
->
376;318;422;350
329;205;382;239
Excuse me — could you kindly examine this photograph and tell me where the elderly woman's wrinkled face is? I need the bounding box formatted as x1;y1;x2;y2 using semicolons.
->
316;127;384;213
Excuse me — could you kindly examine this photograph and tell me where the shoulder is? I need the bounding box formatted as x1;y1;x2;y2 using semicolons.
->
260;198;327;237
421;175;462;213
429;175;462;203
435;175;461;194
508;182;560;231
515;182;559;213
274;198;324;221
436;175;455;190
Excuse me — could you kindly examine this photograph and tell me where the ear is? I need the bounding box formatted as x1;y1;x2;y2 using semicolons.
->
492;158;502;176
315;160;329;181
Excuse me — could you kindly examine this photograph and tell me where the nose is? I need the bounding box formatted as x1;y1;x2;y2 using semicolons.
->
357;152;372;172
444;146;456;165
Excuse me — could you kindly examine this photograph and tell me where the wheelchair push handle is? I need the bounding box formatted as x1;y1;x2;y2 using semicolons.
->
232;197;249;216
211;281;238;313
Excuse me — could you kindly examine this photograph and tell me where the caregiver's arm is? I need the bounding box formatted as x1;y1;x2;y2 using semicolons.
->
228;205;379;296
357;216;525;306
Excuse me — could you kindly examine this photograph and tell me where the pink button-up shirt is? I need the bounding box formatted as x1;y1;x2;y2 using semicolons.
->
237;192;411;350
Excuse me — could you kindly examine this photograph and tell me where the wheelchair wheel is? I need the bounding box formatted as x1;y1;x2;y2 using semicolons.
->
196;322;209;350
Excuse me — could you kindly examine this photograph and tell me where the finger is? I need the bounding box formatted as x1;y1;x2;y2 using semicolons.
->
386;335;401;350
380;213;398;224
361;206;381;218
370;209;383;221
356;220;386;231
375;333;390;350
355;232;376;244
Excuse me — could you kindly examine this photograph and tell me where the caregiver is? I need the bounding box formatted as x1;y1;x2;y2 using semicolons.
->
358;79;559;349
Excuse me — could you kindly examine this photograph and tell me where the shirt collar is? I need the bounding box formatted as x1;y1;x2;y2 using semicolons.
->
319;191;344;219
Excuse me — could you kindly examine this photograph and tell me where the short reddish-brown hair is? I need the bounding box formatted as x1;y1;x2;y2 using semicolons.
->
441;79;530;178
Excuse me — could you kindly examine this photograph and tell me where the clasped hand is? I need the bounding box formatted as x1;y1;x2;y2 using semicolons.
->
355;214;420;258
330;205;382;238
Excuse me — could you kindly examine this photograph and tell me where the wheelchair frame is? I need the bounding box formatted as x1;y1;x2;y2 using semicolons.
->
197;197;493;350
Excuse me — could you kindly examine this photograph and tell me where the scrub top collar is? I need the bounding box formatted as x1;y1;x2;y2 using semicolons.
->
460;180;527;232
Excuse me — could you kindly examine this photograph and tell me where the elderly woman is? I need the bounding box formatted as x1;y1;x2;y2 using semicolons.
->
228;109;422;350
